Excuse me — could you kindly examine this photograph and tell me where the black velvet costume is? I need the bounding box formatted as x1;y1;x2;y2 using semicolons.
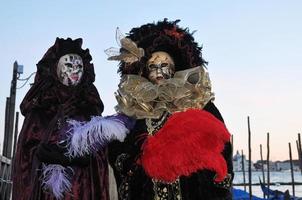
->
13;38;109;200
108;19;233;200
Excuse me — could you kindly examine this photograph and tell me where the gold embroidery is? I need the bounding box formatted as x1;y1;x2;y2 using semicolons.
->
153;179;182;200
146;112;170;135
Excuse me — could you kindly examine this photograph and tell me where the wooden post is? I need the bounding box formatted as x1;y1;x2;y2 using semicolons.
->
13;112;19;156
0;143;2;175
260;144;266;199
11;112;19;181
231;134;234;156
3;97;10;156
298;133;302;174
267;132;270;199
289;143;295;198
0;157;6;195
296;140;302;174
247;116;252;200
241;150;246;191
5;62;18;159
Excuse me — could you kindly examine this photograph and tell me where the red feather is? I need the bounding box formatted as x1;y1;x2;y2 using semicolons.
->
140;109;230;183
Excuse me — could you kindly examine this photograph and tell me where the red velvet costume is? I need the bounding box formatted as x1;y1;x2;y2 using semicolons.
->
12;38;109;200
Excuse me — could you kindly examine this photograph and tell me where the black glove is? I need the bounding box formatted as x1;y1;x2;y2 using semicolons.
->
36;143;90;167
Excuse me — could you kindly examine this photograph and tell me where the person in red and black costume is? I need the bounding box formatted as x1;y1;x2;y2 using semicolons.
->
13;38;109;200
108;19;234;200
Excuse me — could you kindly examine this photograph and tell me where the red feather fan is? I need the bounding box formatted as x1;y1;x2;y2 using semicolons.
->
139;109;230;183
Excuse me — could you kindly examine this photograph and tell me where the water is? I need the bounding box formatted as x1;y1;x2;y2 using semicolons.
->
233;171;302;197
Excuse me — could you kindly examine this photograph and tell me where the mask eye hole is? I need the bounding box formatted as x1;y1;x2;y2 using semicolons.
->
65;63;73;68
78;64;83;69
161;63;168;68
148;64;156;69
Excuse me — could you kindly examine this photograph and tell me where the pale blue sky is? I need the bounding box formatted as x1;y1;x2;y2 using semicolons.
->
1;0;302;161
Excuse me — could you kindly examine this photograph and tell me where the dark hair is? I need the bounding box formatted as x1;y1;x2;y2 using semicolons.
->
118;19;207;77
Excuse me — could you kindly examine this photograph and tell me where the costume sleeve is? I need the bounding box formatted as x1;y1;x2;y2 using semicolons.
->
12;110;47;200
108;119;144;182
204;101;234;179
75;85;104;117
203;101;224;123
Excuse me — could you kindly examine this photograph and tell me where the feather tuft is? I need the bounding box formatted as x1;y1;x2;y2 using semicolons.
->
41;164;73;199
65;115;131;157
140;109;230;183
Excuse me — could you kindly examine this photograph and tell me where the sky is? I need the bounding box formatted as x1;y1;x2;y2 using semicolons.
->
0;0;302;162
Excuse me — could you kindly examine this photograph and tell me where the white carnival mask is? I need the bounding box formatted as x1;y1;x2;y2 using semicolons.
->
147;51;175;84
57;54;84;86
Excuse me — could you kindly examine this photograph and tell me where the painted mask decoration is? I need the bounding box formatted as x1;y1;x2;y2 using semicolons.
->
57;54;84;86
147;51;175;84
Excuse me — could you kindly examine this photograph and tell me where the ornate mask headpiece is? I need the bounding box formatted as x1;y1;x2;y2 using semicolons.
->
105;28;144;64
110;19;207;76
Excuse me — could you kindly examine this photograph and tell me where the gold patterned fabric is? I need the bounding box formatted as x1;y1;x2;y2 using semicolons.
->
115;66;214;119
153;179;182;200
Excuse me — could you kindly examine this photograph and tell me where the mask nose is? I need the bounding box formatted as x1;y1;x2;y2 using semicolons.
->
72;65;79;71
156;67;163;76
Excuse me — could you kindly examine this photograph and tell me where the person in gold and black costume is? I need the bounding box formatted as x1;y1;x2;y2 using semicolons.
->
108;19;233;200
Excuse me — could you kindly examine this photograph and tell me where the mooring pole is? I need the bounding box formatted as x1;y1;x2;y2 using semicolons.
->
241;150;246;192
260;144;266;199
247;116;252;200
289;142;295;198
267;132;270;199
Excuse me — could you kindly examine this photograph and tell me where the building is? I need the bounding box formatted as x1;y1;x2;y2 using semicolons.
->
254;160;277;171
275;160;300;171
233;150;255;172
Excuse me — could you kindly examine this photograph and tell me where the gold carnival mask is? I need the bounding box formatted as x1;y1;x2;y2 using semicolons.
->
147;51;175;84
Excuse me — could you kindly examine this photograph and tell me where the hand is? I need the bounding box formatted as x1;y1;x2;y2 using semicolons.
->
36;143;90;167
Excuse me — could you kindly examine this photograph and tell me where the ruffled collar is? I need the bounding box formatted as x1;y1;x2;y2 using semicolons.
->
115;66;214;119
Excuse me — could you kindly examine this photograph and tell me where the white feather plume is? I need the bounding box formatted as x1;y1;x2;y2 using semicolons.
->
41;164;73;199
65;116;129;158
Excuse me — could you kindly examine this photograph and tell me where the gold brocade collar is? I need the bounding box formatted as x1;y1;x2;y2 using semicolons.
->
115;66;214;119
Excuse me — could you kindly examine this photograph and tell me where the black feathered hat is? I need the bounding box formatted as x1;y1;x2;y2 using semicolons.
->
118;19;207;77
